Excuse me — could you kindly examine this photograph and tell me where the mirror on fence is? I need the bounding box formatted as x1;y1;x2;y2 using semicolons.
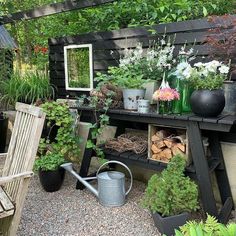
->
64;44;93;91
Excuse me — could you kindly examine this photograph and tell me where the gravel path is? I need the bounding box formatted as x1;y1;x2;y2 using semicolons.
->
18;174;161;236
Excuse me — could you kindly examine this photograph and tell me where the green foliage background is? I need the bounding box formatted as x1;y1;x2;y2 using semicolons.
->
0;0;235;70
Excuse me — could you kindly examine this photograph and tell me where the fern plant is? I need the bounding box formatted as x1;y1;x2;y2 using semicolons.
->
175;214;236;236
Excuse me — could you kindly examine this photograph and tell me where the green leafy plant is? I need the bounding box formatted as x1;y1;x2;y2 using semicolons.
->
34;152;65;171
85;95;113;159
174;214;236;236
0;71;54;108
142;154;199;217
188;61;230;90
38;101;80;163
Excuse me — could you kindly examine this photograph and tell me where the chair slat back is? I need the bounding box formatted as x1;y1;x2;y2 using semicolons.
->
2;103;45;201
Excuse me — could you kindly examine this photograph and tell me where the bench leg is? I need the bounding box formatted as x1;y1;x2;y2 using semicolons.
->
188;122;218;216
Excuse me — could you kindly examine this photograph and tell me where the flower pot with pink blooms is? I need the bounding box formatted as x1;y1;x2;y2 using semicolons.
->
152;78;180;115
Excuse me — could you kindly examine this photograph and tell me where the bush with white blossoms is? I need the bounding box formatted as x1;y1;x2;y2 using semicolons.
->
186;60;230;90
95;39;176;89
119;39;175;81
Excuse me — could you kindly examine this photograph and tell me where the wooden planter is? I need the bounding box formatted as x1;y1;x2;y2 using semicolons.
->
148;124;191;165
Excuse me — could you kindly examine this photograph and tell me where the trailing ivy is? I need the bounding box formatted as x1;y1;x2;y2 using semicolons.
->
39;101;80;163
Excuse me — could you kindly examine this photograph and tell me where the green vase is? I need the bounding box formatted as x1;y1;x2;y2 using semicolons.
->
182;82;193;113
158;101;172;114
170;77;182;114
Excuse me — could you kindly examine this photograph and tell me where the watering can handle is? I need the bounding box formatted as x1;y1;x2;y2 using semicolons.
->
96;160;133;196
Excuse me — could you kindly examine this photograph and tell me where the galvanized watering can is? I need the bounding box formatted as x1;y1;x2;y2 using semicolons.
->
61;160;133;207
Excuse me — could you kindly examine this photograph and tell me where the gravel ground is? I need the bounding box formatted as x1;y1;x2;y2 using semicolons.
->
17;173;161;236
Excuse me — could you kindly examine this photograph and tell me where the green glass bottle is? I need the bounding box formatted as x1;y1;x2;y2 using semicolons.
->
170;76;182;114
182;81;193;113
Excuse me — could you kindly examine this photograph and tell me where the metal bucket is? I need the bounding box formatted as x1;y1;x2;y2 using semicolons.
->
123;89;145;110
138;99;150;113
223;81;236;114
97;161;133;207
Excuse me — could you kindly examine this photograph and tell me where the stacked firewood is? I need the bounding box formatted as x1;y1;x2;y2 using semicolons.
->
150;129;187;163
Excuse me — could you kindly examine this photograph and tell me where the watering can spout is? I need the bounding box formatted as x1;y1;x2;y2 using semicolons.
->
61;163;98;197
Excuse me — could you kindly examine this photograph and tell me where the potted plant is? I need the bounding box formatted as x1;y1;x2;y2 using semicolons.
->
34;152;65;192
205;15;236;114
152;78;180;114
142;155;199;236
186;60;229;117
35;101;80;191
168;46;196;114
94;40;175;110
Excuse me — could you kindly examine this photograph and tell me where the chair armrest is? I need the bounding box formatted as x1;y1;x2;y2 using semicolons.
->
0;171;34;185
0;153;7;158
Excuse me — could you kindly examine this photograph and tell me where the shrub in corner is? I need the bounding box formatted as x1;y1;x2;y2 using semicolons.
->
142;154;199;217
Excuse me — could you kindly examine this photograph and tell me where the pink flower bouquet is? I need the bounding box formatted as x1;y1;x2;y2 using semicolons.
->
153;88;180;101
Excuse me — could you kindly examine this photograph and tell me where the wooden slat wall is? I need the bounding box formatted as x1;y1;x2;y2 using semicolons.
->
48;17;231;98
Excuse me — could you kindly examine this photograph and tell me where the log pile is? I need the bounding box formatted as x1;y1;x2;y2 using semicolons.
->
150;129;187;163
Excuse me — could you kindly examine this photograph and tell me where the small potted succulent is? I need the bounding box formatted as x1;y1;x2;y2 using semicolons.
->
34;152;66;192
186;60;229;117
142;155;199;236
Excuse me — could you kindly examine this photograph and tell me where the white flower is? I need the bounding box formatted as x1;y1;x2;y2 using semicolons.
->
177;62;190;72
160;39;166;45
182;66;193;79
194;62;203;68
160;79;170;89
205;60;221;73
219;65;230;74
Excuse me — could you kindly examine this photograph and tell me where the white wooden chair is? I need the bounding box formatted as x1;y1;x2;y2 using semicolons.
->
0;103;45;236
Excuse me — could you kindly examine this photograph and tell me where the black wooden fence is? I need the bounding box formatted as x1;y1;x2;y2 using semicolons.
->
48;16;232;98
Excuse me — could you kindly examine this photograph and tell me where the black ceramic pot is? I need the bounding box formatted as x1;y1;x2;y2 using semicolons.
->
0;115;8;152
39;168;65;192
152;212;189;236
190;89;225;117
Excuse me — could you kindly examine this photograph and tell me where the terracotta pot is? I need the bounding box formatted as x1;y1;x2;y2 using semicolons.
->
190;89;225;117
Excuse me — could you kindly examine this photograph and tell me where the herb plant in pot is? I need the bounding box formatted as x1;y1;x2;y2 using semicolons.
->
114;65;147;110
187;60;229;117
142;155;199;236
34;152;65;192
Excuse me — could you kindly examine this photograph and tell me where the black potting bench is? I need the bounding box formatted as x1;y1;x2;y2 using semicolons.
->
75;106;236;223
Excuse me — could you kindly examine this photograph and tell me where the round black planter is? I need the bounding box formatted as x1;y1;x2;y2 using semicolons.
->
190;89;225;117
39;168;65;192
